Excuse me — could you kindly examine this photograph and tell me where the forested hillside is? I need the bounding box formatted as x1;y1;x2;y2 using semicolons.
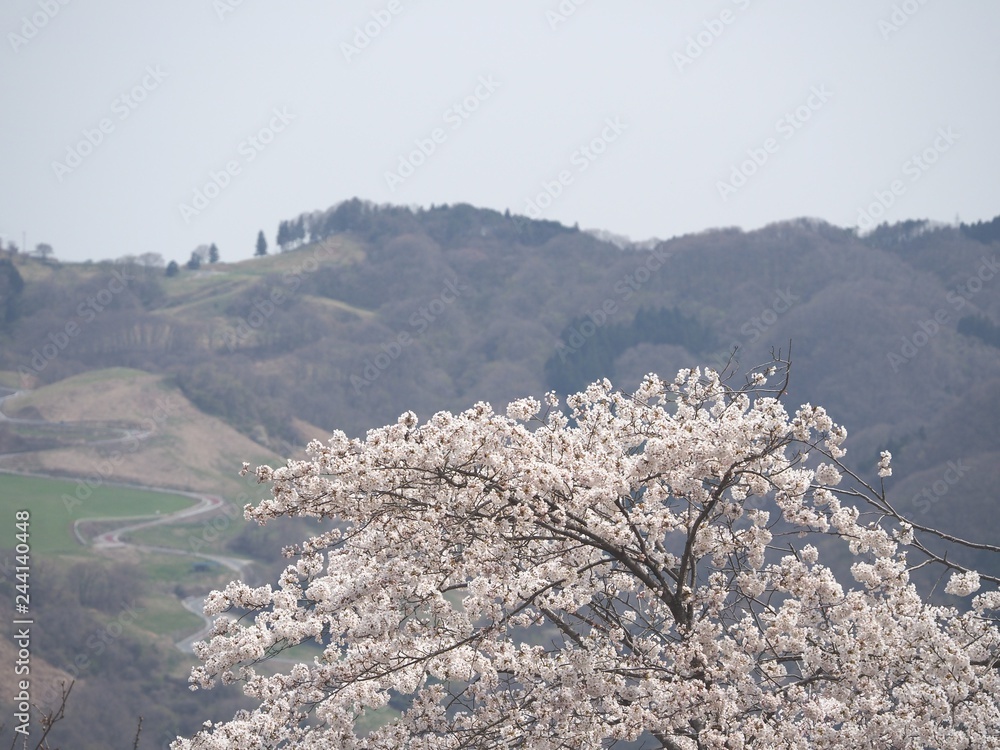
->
3;202;999;540
1;200;999;744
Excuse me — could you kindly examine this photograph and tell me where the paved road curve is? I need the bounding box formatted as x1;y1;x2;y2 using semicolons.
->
0;387;253;653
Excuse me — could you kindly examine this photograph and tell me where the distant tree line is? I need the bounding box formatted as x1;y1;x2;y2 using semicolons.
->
276;217;306;251
185;243;220;271
859;214;1000;248
960;215;1000;245
860;219;931;248
544;306;715;394
282;197;578;251
958;313;1000;348
0;258;25;326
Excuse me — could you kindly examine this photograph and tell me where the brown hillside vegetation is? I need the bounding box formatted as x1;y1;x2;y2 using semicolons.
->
1;201;999;565
2;369;279;498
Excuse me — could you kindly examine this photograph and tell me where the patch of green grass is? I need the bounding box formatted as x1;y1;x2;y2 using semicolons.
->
159;277;255;315
4;368;153;418
140;554;233;586
0;371;23;388
221;238;362;277
4;421;124;443
132;592;204;637
127;516;247;552
61;367;147;386
15;368;147;398
0;474;196;555
301;293;374;320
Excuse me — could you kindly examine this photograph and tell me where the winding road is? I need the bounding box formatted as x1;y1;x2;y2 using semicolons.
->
0;387;252;653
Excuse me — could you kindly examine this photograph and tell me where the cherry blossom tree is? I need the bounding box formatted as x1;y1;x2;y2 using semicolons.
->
174;359;1000;749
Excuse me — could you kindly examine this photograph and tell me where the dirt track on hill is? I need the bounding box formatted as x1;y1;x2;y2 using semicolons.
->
0;388;251;653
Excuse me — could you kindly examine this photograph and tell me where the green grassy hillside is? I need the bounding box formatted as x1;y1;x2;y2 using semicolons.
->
0;474;193;554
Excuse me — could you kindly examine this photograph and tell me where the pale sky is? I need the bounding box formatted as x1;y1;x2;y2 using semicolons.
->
2;1;998;264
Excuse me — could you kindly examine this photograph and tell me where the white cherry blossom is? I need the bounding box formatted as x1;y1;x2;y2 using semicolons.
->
174;361;1000;749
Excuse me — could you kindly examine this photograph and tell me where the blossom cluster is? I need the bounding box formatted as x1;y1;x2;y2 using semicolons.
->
174;366;1000;749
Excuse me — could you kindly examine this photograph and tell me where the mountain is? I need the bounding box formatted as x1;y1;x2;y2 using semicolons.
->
0;199;998;744
4;202;998;531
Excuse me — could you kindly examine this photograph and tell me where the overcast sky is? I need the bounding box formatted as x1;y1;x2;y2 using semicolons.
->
2;1;998;264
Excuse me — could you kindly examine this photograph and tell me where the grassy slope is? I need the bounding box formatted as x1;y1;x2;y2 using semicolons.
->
2;368;280;498
0;474;209;629
0;474;210;691
0;369;284;647
0;474;235;641
0;474;194;555
156;237;368;319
